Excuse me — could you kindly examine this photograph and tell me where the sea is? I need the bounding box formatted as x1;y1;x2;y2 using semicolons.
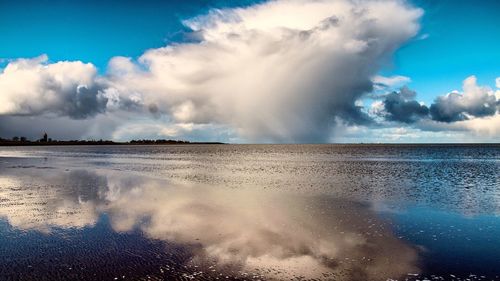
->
0;144;498;281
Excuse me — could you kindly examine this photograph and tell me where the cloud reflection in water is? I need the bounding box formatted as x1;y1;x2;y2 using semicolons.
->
0;168;419;280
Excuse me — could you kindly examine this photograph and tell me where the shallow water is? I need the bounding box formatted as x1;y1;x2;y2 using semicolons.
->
0;144;498;280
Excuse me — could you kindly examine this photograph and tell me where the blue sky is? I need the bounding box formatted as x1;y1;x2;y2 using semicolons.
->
390;0;500;104
0;0;262;70
0;0;498;142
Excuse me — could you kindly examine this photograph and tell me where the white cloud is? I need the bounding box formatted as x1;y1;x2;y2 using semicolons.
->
0;55;107;118
105;0;422;142
430;76;498;122
2;1;496;143
459;114;500;137
369;100;385;116
14;1;499;143
0;0;424;142
372;75;411;90
418;114;500;139
365;76;499;142
417;33;429;40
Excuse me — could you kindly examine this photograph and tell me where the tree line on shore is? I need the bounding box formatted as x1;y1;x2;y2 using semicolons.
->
0;135;222;146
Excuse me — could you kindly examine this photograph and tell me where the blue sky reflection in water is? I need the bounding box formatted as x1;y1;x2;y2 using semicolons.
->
380;207;500;278
0;144;499;280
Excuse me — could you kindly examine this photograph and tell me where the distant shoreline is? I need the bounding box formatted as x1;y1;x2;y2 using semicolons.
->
0;140;225;146
0;142;497;147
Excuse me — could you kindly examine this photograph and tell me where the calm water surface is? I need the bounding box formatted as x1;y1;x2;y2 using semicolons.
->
0;144;498;280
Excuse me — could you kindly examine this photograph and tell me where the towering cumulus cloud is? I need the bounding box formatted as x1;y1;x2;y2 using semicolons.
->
0;0;422;142
105;0;422;142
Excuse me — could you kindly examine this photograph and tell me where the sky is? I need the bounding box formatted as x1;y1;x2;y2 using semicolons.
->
0;0;499;143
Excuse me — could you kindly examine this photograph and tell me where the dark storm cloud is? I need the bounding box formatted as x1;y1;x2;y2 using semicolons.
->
337;105;374;126
376;76;499;127
383;87;429;124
